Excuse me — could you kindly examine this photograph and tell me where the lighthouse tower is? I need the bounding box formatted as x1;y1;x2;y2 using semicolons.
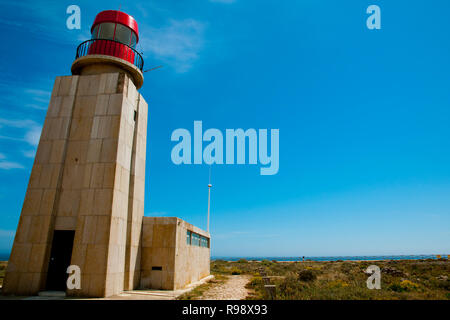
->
3;10;148;297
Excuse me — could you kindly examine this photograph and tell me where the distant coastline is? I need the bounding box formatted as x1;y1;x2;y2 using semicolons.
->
1;253;448;262
212;254;449;262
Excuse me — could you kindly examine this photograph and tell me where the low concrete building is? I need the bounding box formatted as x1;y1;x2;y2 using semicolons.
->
2;10;210;298
140;217;210;290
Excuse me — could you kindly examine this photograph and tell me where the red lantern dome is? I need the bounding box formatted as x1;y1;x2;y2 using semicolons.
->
87;10;140;65
72;10;144;89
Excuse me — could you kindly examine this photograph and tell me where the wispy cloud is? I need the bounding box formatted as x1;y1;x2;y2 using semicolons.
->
24;125;42;147
0;118;42;147
0;119;39;129
0;161;24;170
24;89;51;103
0;153;24;170
0;2;86;46
0;229;15;236
24;104;47;111
140;19;206;73
0;80;51;111
22;149;36;158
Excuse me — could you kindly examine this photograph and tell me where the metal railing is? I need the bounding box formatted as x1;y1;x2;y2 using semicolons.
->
75;38;144;71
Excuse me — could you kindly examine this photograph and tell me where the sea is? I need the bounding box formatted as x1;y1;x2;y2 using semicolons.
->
212;255;448;262
1;253;447;262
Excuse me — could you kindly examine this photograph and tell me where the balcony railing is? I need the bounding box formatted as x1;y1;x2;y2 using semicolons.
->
75;38;144;71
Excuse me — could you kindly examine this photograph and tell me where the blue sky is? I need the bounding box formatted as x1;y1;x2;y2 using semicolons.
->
0;0;449;257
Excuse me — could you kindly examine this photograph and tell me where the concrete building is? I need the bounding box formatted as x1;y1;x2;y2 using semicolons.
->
141;217;210;290
2;10;210;298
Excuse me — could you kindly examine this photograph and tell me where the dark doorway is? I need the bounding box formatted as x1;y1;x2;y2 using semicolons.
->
45;230;75;291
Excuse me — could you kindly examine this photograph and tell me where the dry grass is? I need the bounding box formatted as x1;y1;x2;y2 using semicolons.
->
211;259;450;300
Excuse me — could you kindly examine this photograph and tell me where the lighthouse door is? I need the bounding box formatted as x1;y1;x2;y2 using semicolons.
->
45;230;75;291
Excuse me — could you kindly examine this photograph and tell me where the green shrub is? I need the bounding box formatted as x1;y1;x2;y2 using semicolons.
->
213;259;226;263
248;276;262;287
237;259;248;263
388;283;406;292
231;268;241;275
298;269;316;282
261;259;272;266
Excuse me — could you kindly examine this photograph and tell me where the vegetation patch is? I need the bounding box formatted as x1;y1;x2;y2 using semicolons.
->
211;259;450;300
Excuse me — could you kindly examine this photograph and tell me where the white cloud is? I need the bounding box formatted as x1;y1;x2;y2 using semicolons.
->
0;161;24;170
24;125;42;147
0;81;52;111
0;119;38;129
0;152;25;170
23;149;36;158
24;89;51;104
25;104;47;111
24;89;50;97
140;19;205;73
0;118;42;147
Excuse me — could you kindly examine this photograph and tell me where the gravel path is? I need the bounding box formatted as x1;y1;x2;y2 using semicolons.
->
198;275;251;300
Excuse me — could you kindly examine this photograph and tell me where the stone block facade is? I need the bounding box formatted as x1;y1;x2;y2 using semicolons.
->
3;72;148;297
3;72;210;298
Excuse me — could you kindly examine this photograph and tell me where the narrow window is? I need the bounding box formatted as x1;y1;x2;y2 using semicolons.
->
186;231;191;245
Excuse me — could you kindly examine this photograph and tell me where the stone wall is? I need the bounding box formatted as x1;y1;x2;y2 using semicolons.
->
174;219;211;289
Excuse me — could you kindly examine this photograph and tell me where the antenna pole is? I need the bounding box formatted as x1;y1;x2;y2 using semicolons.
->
207;165;212;233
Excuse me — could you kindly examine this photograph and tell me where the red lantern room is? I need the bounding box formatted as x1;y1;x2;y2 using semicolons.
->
91;10;139;46
89;10;139;63
72;10;144;89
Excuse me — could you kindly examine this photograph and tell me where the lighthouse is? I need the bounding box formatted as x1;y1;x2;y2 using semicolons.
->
3;10;148;297
3;10;210;298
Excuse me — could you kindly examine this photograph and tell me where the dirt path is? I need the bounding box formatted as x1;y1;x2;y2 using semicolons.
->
198;275;251;300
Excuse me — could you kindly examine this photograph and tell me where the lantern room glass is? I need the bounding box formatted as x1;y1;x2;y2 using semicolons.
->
91;22;137;48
